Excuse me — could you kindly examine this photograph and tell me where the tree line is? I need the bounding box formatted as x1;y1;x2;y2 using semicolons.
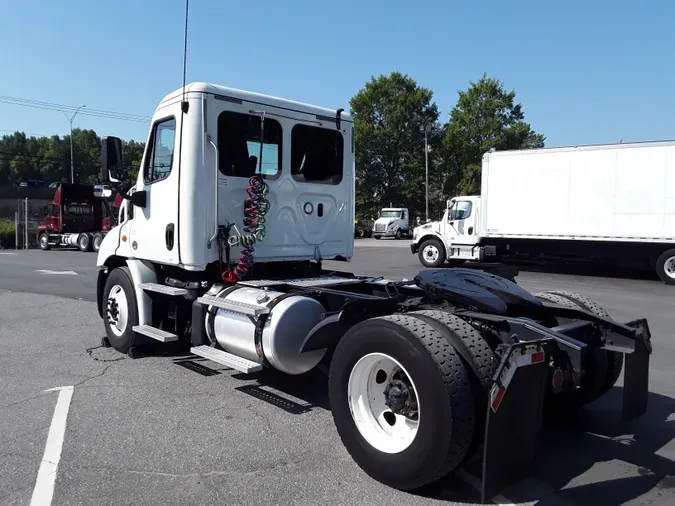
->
0;72;544;222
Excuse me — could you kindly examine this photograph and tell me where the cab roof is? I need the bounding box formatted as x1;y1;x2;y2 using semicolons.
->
158;82;353;123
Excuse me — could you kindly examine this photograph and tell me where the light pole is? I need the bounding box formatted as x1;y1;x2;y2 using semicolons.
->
61;105;86;183
422;125;430;223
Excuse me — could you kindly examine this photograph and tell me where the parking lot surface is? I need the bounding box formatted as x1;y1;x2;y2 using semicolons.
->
1;242;674;505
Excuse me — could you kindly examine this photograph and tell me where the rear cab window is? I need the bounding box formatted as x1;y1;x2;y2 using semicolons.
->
217;111;282;179
291;124;343;185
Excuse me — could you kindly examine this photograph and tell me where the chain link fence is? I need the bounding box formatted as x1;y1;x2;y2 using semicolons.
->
0;197;51;249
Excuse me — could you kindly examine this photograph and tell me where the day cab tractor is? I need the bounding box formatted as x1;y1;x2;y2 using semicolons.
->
95;82;653;503
38;183;122;253
372;207;412;239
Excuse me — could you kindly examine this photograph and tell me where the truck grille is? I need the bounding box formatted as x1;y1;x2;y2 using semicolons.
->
375;224;386;232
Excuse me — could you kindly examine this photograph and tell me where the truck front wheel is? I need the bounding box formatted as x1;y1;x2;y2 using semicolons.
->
418;238;446;267
102;267;139;353
328;314;474;491
39;232;50;251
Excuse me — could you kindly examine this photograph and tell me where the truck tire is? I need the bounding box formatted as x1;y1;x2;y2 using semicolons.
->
395;229;402;240
406;310;497;460
655;249;675;285
547;291;623;398
78;233;92;252
418;238;446;268
102;266;139;353
39;232;50;251
92;233;104;252
374;235;381;240
328;314;474;491
534;291;619;408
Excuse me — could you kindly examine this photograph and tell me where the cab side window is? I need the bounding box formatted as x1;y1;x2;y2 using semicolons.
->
144;117;176;184
449;201;472;221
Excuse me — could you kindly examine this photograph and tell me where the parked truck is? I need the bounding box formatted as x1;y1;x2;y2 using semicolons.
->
94;82;652;503
38;182;122;253
411;140;675;284
372;207;412;239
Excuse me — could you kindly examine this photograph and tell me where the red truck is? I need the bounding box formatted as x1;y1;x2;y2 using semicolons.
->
37;183;122;252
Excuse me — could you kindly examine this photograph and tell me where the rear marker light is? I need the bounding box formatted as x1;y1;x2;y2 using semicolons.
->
530;351;545;364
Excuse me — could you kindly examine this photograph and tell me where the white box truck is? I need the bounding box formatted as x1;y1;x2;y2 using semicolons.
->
411;140;675;284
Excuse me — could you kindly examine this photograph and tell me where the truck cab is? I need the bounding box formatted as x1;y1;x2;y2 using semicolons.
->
372;207;411;240
410;195;481;267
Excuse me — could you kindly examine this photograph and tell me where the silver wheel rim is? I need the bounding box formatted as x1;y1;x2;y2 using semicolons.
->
106;284;129;337
423;244;439;263
347;352;420;454
665;256;675;279
40;235;47;248
94;236;101;249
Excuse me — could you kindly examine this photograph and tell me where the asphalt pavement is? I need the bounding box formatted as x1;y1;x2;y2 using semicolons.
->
1;240;674;505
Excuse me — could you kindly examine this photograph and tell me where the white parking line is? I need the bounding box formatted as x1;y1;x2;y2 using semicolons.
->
0;252;15;255
34;269;78;275
30;386;74;506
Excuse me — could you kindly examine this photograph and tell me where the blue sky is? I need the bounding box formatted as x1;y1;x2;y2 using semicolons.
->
1;0;673;147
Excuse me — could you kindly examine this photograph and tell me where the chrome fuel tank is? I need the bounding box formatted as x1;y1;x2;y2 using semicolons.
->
204;285;327;375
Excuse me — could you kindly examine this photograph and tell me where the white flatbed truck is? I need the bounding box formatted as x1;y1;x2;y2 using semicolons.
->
95;82;653;502
411;140;675;284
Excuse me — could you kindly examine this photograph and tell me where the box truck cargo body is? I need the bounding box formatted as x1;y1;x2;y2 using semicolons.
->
411;140;675;283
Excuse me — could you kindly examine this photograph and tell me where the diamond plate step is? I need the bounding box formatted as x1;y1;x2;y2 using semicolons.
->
139;282;188;296
190;345;263;374
132;324;178;342
238;276;358;288
197;295;269;317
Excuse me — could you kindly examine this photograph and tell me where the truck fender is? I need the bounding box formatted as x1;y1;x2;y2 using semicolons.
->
126;259;159;326
412;231;451;254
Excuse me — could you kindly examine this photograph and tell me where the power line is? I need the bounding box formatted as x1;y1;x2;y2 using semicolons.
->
0;95;151;123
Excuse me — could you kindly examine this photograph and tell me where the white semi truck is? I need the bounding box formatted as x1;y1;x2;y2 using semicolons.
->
96;82;652;502
411;140;675;284
372;207;412;239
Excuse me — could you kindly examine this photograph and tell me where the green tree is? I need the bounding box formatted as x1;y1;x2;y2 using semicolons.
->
350;71;442;221
442;74;545;195
0;129;145;189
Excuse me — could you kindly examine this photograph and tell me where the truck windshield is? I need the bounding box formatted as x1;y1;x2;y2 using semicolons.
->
64;204;92;215
380;211;401;218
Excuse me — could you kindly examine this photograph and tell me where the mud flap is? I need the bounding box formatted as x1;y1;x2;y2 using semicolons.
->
622;318;652;421
480;340;552;504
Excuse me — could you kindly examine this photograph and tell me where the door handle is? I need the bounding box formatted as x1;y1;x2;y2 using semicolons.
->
165;223;175;251
468;227;473;235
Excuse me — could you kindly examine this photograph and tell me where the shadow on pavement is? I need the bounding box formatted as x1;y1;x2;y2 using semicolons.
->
506;257;661;283
232;366;675;505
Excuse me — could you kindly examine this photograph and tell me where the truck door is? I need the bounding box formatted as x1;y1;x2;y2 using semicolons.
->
445;200;476;245
129;112;181;264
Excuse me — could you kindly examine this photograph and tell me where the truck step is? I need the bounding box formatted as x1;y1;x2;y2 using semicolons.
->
132;325;179;343
197;295;270;317
239;276;358;288
190;345;263;374
139;282;188;296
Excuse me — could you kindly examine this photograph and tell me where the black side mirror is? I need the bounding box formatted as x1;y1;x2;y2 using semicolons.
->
101;136;125;183
43;205;49;217
126;190;147;209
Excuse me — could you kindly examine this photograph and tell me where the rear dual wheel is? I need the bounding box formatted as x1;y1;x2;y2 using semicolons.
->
329;314;476;490
534;290;623;408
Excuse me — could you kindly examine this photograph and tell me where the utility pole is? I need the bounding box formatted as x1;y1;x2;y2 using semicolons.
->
423;126;429;223
60;105;86;183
